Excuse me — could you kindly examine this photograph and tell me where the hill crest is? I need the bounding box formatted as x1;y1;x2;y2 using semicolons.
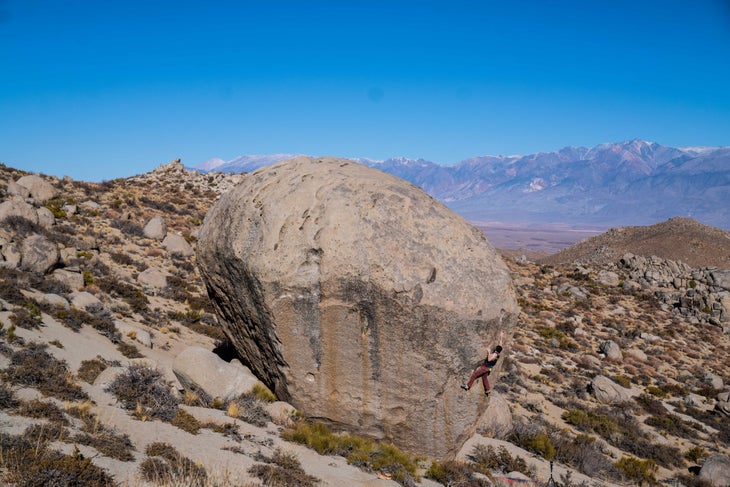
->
537;217;730;269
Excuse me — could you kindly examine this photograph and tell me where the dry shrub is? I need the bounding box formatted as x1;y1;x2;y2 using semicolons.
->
468;443;532;477
2;342;88;401
171;408;201;434
117;341;144;358
105;364;179;421
0;428;116;486
0;382;19;409
65;405;136;461
229;392;271;427
16;399;69;424
140;442;207;487
248;448;320;487
426;459;490;486
77;357;108;384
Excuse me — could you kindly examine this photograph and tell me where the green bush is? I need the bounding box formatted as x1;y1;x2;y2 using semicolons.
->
44;197;68;218
282;419;420;485
468;443;531;477
615;456;657;486
426;460;490;486
685;446;708;464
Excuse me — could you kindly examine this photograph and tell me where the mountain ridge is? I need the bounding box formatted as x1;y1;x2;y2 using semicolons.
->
196;139;730;230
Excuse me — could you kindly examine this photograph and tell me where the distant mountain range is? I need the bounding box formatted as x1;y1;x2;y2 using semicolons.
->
195;140;730;229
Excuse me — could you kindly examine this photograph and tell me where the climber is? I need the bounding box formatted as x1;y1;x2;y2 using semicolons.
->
461;331;504;396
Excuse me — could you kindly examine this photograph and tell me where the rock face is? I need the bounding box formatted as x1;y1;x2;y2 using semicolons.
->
197;157;518;459
699;454;730;486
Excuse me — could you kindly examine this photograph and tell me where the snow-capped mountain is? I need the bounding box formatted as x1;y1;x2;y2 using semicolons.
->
194;140;730;229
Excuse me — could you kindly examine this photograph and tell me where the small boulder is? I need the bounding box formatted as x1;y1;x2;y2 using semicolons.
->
114;321;153;348
52;269;84;291
20;234;59;274
596;270;619;286
699;454;730;486
625;348;647;361
172;346;263;402
476;390;512;438
590;375;634;404
70;291;103;311
15;175;58;203
143;216;167;240
163;233;194;257
6;181;31;199
36;207;56;228
137;267;168;289
266;401;297;425
716;401;730;416
0;199;39;225
599;340;622;360
705;372;724;390
1;241;21;269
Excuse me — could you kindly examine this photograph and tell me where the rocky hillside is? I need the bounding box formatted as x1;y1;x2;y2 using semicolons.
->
538;217;730;269
0;161;729;487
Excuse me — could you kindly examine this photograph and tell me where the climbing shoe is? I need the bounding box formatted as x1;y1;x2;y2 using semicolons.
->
484;390;490;396
461;384;470;391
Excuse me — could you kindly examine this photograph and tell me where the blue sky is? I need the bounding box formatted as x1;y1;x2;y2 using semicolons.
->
1;0;729;181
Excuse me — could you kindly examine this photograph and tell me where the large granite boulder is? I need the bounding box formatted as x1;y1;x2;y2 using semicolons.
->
196;157;517;459
699;454;730;486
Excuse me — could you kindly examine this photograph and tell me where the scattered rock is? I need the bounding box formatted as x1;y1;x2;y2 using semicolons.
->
36;206;55;228
137;267;168;289
625;348;647;361
599;340;622;360
476;390;512;439
143;215;167;240
0;198;40;224
172;346;263;402
52;268;84;290
114;320;153;348
69;291;103;310
20;234;59;274
705;372;724;390
590;375;635;404
163;233;194;256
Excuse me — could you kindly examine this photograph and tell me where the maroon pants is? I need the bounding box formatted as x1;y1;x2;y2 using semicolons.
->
466;364;492;391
